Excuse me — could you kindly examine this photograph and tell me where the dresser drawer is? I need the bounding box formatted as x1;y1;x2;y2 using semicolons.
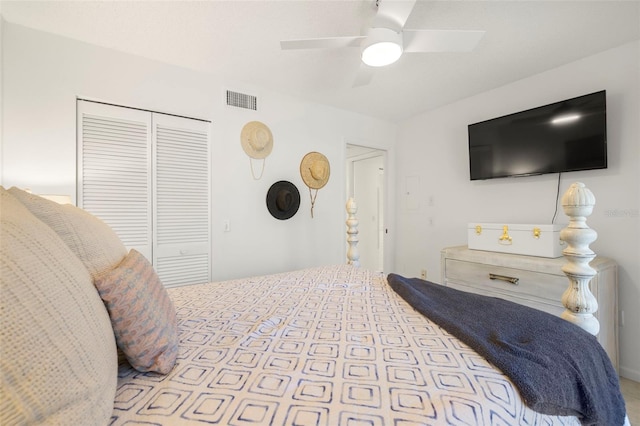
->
444;258;566;314
440;245;619;372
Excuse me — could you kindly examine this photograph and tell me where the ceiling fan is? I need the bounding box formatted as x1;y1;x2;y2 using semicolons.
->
280;0;485;86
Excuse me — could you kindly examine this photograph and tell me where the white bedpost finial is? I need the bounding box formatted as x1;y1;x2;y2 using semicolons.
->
346;197;360;267
560;182;599;335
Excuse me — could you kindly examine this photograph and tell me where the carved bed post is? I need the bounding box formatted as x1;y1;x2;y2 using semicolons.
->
346;198;360;267
560;182;599;335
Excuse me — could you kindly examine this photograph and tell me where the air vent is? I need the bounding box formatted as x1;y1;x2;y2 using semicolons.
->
226;90;257;111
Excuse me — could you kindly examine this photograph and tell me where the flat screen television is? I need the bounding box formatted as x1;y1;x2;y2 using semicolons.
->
468;90;607;180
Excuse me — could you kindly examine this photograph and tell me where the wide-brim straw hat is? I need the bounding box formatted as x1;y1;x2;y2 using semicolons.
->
241;121;273;159
266;181;300;220
300;152;330;189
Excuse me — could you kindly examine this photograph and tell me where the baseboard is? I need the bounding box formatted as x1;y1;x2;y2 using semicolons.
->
620;366;640;382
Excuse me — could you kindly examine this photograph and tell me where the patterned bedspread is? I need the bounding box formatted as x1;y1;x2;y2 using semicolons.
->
112;265;578;425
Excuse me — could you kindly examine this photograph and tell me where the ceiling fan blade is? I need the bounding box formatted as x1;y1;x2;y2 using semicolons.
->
352;64;375;87
403;29;485;52
373;0;417;31
280;36;365;50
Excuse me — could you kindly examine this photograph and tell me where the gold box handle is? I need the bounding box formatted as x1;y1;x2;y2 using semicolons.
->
475;225;482;236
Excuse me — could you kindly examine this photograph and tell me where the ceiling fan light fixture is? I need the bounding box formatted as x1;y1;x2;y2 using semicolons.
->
361;27;403;67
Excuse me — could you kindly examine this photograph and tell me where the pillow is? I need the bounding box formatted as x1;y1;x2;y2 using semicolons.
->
94;249;178;374
7;186;128;282
0;187;117;424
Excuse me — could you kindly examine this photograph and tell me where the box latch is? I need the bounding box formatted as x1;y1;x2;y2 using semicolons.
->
498;225;512;245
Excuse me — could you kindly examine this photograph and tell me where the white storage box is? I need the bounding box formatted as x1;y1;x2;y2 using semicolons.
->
468;223;566;258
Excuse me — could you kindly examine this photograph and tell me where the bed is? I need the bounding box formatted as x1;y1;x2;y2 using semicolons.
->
0;183;628;426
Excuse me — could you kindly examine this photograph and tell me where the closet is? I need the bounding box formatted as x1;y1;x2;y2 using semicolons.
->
77;100;211;287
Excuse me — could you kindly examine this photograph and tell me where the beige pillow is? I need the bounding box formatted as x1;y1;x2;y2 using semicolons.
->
8;186;127;281
0;187;117;424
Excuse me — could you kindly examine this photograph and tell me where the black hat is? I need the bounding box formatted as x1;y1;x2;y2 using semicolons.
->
266;181;300;220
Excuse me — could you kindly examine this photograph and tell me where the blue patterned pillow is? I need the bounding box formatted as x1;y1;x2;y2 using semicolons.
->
94;249;178;374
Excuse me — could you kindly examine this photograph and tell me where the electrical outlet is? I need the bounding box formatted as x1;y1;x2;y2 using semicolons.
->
420;269;427;279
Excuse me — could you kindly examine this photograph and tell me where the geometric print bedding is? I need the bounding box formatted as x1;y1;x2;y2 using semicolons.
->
112;265;579;425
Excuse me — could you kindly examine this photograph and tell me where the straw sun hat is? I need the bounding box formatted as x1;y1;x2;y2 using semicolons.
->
241;121;273;180
300;152;330;189
300;152;330;218
241;121;273;159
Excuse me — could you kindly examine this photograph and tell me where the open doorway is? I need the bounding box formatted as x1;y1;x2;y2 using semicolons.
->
346;144;386;272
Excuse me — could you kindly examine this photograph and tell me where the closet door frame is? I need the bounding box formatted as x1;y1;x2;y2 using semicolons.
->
77;99;212;286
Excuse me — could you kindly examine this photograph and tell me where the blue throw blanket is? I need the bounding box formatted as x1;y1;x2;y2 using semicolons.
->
387;273;626;426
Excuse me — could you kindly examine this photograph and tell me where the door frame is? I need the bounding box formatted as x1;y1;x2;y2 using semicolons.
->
345;140;390;272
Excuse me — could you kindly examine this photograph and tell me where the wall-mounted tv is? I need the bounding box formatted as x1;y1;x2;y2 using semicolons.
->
468;90;607;181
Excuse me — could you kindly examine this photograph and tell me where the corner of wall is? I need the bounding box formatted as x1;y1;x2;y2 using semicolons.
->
0;16;5;186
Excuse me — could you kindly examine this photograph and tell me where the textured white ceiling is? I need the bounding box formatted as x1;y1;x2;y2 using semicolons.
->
2;0;639;122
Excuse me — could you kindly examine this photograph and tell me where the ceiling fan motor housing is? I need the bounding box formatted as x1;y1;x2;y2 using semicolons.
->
361;27;403;67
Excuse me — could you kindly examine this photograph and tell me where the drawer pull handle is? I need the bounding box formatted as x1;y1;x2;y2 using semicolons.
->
489;273;519;285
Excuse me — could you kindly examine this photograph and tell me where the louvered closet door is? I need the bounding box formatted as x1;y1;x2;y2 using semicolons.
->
77;100;153;259
152;114;211;287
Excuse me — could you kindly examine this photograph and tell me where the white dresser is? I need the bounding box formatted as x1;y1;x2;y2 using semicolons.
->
440;245;619;372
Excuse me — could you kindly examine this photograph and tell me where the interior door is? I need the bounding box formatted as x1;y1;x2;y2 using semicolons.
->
152;113;211;287
77;100;153;260
78;100;211;287
347;145;385;272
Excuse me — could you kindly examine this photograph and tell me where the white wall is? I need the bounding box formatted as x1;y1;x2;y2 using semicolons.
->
0;21;397;281
395;41;640;381
1;17;4;172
